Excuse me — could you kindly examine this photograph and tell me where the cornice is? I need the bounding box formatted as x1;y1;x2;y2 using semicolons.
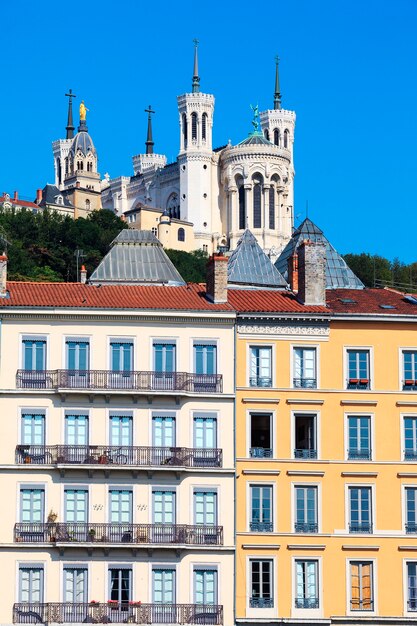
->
0;311;235;324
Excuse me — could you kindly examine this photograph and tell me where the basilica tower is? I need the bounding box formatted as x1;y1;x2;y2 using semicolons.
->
177;41;215;249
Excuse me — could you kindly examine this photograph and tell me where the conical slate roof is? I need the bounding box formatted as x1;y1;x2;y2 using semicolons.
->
228;230;288;288
275;218;364;289
89;230;185;286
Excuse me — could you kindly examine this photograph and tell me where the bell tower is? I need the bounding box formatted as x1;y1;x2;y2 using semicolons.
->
177;40;215;242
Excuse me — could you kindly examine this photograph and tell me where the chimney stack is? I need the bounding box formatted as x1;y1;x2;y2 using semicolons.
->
206;254;228;303
13;191;18;201
76;182;81;188
288;251;299;292
0;252;8;297
36;189;42;205
297;240;326;306
80;265;87;284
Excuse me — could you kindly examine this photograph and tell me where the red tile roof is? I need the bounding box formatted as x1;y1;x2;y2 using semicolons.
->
227;288;328;314
0;281;233;311
0;196;39;209
326;288;417;315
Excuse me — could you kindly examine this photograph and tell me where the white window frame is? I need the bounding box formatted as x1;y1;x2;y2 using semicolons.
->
399;347;417;391
245;555;277;618
344;412;374;462
344;483;376;534
346;558;377;616
402;484;417;535
291;482;321;534
246;343;275;388
291;556;322;618
246;409;276;458
402;413;417;461
290;344;320;389
344;346;374;391
246;482;275;533
290;410;321;460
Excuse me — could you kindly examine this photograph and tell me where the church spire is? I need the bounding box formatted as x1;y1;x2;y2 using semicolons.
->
145;105;155;154
65;89;76;139
192;38;200;93
273;55;282;110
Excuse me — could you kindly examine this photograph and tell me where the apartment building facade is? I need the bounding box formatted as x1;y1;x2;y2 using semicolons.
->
0;280;235;626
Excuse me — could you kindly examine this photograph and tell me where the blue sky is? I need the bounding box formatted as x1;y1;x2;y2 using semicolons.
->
1;0;416;261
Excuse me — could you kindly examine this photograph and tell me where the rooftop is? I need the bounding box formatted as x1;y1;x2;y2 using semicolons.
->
228;230;287;289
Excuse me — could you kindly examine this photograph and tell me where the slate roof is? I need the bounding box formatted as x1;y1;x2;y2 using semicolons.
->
228;230;288;288
71;129;96;156
275;218;364;289
40;185;73;208
89;230;186;286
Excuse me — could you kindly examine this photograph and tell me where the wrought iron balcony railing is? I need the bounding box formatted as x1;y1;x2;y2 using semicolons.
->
249;597;273;608
14;522;223;545
293;377;317;389
408;599;417;611
406;522;417;534
403;380;417;391
348;448;371;460
350;599;374;611
249;447;273;458
13;602;223;624
249;376;272;388
404;449;417;460
294;522;318;533
16;370;223;394
294;448;317;459
249;521;273;532
347;378;370;390
15;445;222;468
349;522;373;534
295;598;319;609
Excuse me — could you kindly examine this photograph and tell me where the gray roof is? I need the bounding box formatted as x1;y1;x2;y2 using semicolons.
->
40;184;73;208
237;131;274;147
71;129;96;157
89;229;186;285
228;230;288;288
275;218;364;289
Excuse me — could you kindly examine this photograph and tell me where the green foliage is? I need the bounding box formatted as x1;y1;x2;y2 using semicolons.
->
165;248;209;283
343;253;417;290
0;208;128;282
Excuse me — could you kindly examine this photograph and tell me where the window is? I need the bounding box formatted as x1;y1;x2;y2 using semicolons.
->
238;186;246;230
63;567;88;603
153;490;175;524
21;412;45;446
66;338;89;388
191;112;198;140
250;485;272;532
194;568;217;605
284;129;289;148
177;228;185;242
406;488;417;533
264;129;270;141
20;488;44;522
152;227;157;236
350;562;373;611
349;486;372;533
269;187;275;229
293;348;317;389
403;351;417;390
110;340;133;373
253;183;262;229
250;560;273;608
295;560;319;608
249;346;272;387
182;113;188;148
65;412;89;446
194;414;217;448
250;413;272;458
202;113;207;141
152;413;176;447
109;490;132;524
85;199;91;210
348;416;371;460
294;414;317;459
153;568;176;611
273;129;280;146
194;343;217;375
22;337;46;371
64;489;88;523
407;562;417;611
295;486;318;533
19;566;44;603
153;342;176;373
109;567;131;603
194;490;217;525
347;350;370;389
404;417;417;460
110;413;133;447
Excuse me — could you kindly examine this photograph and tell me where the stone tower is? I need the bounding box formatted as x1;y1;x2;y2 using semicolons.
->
52;89;76;190
177;41;215;248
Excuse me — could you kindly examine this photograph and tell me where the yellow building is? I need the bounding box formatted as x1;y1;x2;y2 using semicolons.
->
124;205;196;252
230;243;417;626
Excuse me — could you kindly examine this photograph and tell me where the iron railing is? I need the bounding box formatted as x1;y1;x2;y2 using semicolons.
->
349;522;373;534
16;370;223;394
295;598;319;609
14;522;223;545
348;448;371;460
294;522;318;533
249;377;272;388
15;445;222;468
347;378;370;390
403;380;417;391
249;521;273;532
404;449;417;460
13;602;223;624
406;523;417;534
249;447;273;458
249;598;273;608
293;378;317;389
294;448;317;459
350;599;374;611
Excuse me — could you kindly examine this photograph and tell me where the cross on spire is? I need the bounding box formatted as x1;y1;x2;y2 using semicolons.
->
65;89;76;139
145;105;155;155
274;55;282;110
192;38;200;93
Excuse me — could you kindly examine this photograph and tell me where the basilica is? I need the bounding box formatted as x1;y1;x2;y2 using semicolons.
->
51;44;296;255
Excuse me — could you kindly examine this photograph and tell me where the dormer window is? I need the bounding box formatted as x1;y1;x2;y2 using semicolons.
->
56;195;63;206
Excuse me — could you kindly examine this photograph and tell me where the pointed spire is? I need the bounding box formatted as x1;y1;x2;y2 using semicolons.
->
273;55;282;110
192;38;200;93
65;89;76;139
144;105;155;155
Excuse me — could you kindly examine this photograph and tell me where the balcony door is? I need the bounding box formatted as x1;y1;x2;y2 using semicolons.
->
152;414;176;464
152;490;176;542
109;490;133;542
110;414;133;463
23;338;46;372
153;342;176;389
21;488;44;523
19;567;44;603
109;568;131;603
66;339;89;388
63;567;88;603
152;569;176;623
194;569;217;605
64;413;89;463
110;340;134;388
64;489;88;527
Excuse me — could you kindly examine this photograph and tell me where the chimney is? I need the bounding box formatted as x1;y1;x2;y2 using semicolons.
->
13;191;18;201
297;240;326;306
288;251;299;292
0;252;8;297
76;182;81;188
80;265;87;284
36;189;42;204
206;254;228;303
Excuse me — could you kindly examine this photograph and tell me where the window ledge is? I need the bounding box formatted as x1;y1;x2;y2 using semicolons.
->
287;544;326;550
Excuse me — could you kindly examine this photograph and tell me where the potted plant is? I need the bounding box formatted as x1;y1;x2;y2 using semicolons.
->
47;510;58;523
89;600;99;605
107;600;118;609
129;601;141;607
88;528;96;541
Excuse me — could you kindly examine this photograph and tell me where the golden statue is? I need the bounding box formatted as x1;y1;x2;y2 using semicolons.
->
79;100;89;121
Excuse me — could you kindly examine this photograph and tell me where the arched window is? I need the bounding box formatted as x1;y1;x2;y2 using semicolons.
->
273;128;280;146
264;129;270;141
284;129;289;148
253;184;262;228
202;113;207;141
57;195;63;206
85;199;91;210
87;162;93;172
57;158;61;185
269;187;275;229
178;228;185;242
182;113;188;148
191;112;198;140
167;193;180;220
65;158;69;175
238;186;246;230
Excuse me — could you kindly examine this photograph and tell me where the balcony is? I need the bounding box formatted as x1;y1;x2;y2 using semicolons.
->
348;448;371;460
349;522;372;534
294;522;318;533
14;522;223;546
295;598;319;609
249;447;273;459
13;602;223;624
347;378;370;390
249;376;272;388
249;598;273;608
15;445;222;468
294;449;317;459
16;370;223;394
249;521;273;532
293;377;317;389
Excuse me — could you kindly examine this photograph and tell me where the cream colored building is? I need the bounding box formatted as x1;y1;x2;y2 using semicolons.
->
0;256;235;626
124;205;195;252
